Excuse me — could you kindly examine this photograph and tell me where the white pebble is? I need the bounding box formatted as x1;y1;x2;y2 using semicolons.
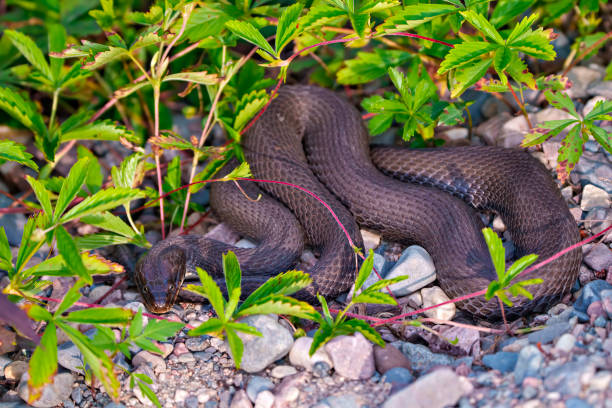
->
421;286;456;320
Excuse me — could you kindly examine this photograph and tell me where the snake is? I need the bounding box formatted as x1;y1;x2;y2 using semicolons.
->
135;85;582;319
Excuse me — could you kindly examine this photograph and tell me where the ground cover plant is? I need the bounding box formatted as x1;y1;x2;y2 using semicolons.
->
0;0;611;405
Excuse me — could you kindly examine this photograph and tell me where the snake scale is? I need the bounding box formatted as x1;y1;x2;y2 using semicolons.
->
136;85;582;319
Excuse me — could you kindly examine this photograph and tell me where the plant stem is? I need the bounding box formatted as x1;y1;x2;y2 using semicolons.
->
49;88;60;130
127;53;151;82
507;81;533;130
562;30;612;76
153;82;166;239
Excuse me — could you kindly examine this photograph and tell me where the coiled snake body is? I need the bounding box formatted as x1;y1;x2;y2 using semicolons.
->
136;86;581;318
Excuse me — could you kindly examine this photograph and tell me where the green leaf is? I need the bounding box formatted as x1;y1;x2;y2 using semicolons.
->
589;126;612;154
222;162;253;180
349;12;369;38
80;212;136;238
364;275;410;292
234;89;269;131
54;278;86;316
130;308;144;338
506;58;536;89
187;318;225;336
490;0;534;28
354;250;374;292
505;13;538;43
504;254;539;284
28;252;124;277
239;270;312;311
299;4;345;32
412;79;436;112
0;87;47;139
128;5;163;25
61;120;137;143
366;112;393;135
135;376;161;408
187;268;226;319
48;24;67;82
27;322;57;403
451;59;493;98
351;291;396;305
111;153;146;189
544;90;580;119
60;188;144;224
53;157;90;222
225;20;276;58
141;318;184;340
14;217;42;274
4;29;52;81
509;28;556;60
55;226;91;283
65;307;132;324
112;81;150;99
0;227;11;271
339;319;384;346
309;323;334;356
26;176;51;226
226;321;261;336
461;11;504;44
380;4;458;33
584;100;612;121
236;295;316;320
0;140;38;171
493;47;512;75
522;119;578;147
338;50;412;85
77;145;102;194
438;42;499;74
225;327;244;369
276;3;303;54
485;280;501;301
223;251;241;302
556;125;585;183
482;227;505;281
162;71;220;85
82;46;127;70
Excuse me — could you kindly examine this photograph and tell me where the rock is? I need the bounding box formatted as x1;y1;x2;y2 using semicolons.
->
373;344;411;374
482;352;518;373
513;345;543;384
384;246;436;296
174;389;188;403
475;112;513;146
235;239;256;249
587;81;612;99
383;368;472;408
439;127;469;145
544;361;594;396
185;336;209;352
428;326;480;357
4;362;28;381
229;315;293;373
17;372;74;408
229;390;252;408
270;365;296;379
246;376;273;403
398;342;455;375
555;333;576;352
204;223;240;245
312;361;331;378
574;280;612;313
535;107;576;131
580;185;610;211
70;387;82;405
360;229;381;252
584;243;612;272
421;286;456;320
586;300;606;322
288;336;333;371
492;215;506;233
566;398;592;408
566;66;603;98
382;367;414;391
57;329;97;374
324;332;374;380
585;207;612;235
527;322;571;344
320;393;364;408
500;115;534;148
253;390;274;408
0;326;17;355
132;351;166;373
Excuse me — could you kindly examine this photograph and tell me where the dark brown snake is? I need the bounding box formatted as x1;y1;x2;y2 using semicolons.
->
135;85;581;319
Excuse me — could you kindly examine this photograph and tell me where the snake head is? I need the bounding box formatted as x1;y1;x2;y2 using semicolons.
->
135;245;186;314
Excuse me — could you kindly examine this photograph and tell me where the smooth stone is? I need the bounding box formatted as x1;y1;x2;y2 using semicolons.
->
4;362;28;381
587;301;606;321
246;376;273;403
383;368;472;408
132;351;166;373
254;390;274;408
482;352;518;374
320;393;363;408
0;326;16;355
57;329;97;374
235;239;256;249
373;344;411;374
555;333;576;353
581;185;610;211
324;332;374;380
492;215;506;232
17;372;74;408
360;229;381;252
398;342;455;375
0;355;13;377
229;315;293;373
527;322;571;344
270;365;297;379
70;387;82;405
384;246;436;296
574;280;612;313
513;346;543;384
566;66;603;98
543;361;594;395
429;326;480;357
382;366;415;389
566;398;592;408
587;81;612;99
584;243;612;272
288;336;333;371
229;390;252;408
475;112;513;146
421;286;456;320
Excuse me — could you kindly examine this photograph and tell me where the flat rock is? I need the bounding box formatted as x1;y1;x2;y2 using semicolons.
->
57;328;97;374
324;332;374;380
398;342;455;375
574;280;612;313
17;372;74;408
4;362;28;381
360;229;381;252
246;376;273;402
421;286;456;320
584;243;612;272
270;365;297;379
587;80;612;99
482;352;518;373
384;246;436;296
229;390;252;408
566;66;604;98
580;184;610;211
527;322;571;344
288;336;333;371
383;368;472;408
132;351;166;373
229;315;293;373
514;345;543;384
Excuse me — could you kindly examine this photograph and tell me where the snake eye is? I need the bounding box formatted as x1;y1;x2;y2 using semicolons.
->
168;283;175;292
142;286;150;294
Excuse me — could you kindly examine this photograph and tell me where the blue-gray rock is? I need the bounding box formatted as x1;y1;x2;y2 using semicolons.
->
230;315;293;373
602;289;612;319
543;361;594;396
482;352;518;373
555;334;576;352
57;329;97;374
574;280;612;313
70;387;82;405
593;316;607;327
513;345;543;384
312;361;331;378
104;404;127;408
399;342;455;374
384;246;436;296
527;322;571;344
246;376;273;403
522;386;538;400
0;195;26;247
565;398;592;408
17;373;74;408
382;367;414;391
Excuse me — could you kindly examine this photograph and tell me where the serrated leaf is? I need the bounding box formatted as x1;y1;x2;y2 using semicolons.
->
28;252;124;277
505;13;538;42
522;119;578;147
222;162;252;180
225;20;276;58
82;46;127;70
111;153;146;189
461;11;504;44
27;321;57;403
55;226;91;283
223;251;241;302
589;126;612;154
438;42;499;74
366;112;393;135
188;268;226;319
493;47;512;75
141;318;184;340
491;0;534;28
239;270;312;311
74;234;132;251
80;212;136;238
366;275;410;292
128;5;163;25
129;31;162;51
162;71;220;85
234;89;269;131
60;188;145;224
351;291;396;305
584;100;612;121
349;12;369;38
149;133;196;151
380;4;458;33
135;377;161;408
276;3;303;54
4;29;52;80
61;120;137;143
113;81;150;99
236;295;316;319
26;176;51;224
0;87;47;138
64;307;132;324
510;28;556;60
506;58;536;90
482;227;505;281
0;140;38;171
0;227;11;271
504;254;539;284
187;317;225;336
54;157;90;222
354;250;374;292
544;90;579;119
339;319;384;346
309;323;334;356
226;327;244;369
556;125;585;183
338;49;412;85
299;4;345;31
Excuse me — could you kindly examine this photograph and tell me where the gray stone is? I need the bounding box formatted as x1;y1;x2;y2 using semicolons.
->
254;390;274;408
527;322;571;344
584;243;612;272
57;329;97;374
17;372;74;408
382;367;414;389
554;333;576;352
475;112;513;146
602;290;612;318
320;394;362;408
269;365;296;379
312;361;331;378
583;96;609;117
288;336;333;371
204;223;239;245
132;351;166;373
421;286;455;320
229;315;293;373
383;368;472;408
324;332;375;380
429;326;480;357
544;362;594;395
185;336;209;352
482;352;518;373
246;376;273;403
360;229;381;252
399;342;455;374
566;398;592;408
4;362;28;381
384;246;436;296
513;345;543;384
566;66;604;98
373;344;411;374
70;387;82;405
587;81;612;99
235;239;256;249
229;390;252;408
581;184;610;211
